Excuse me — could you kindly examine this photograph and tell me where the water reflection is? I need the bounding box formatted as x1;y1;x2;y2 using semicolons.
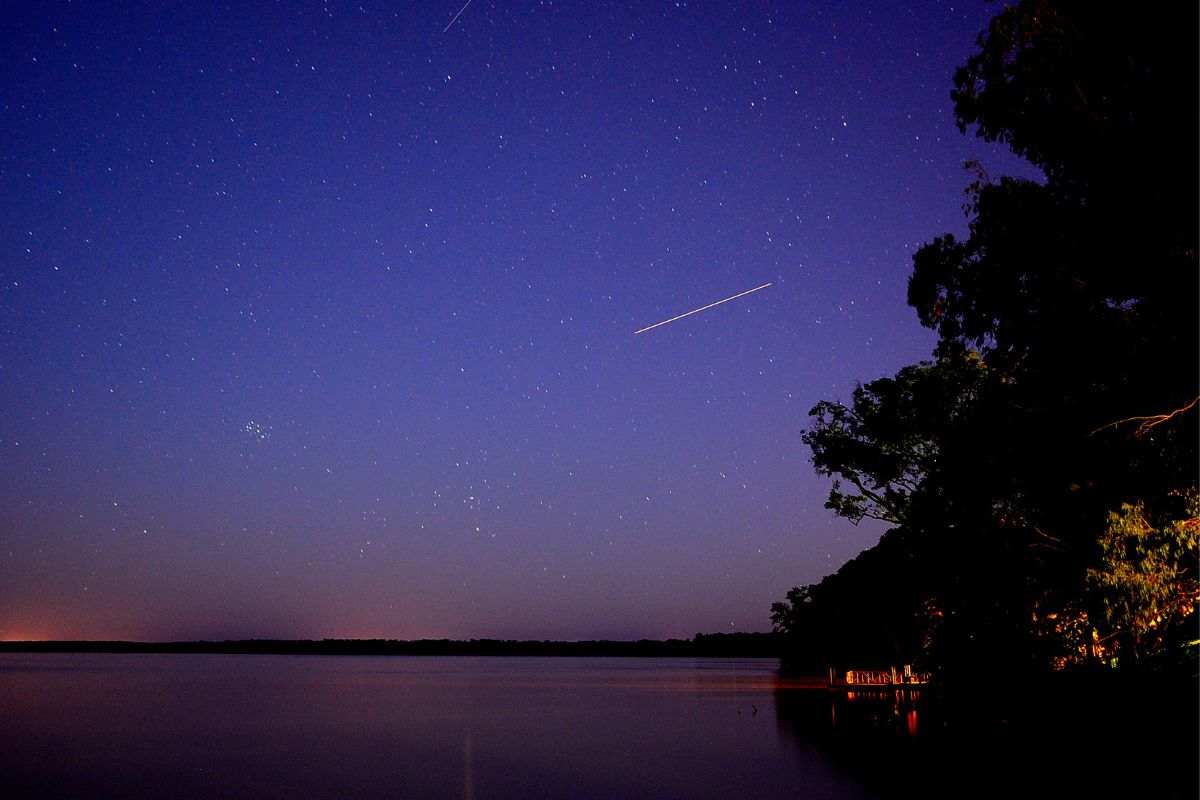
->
774;683;925;739
771;668;1198;800
462;731;474;800
772;676;932;798
9;653;1184;800
0;654;870;800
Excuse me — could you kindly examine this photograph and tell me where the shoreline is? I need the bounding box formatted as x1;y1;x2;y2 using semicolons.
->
0;634;784;659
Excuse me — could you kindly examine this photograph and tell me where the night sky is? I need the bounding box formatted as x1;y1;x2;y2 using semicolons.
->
2;1;1033;641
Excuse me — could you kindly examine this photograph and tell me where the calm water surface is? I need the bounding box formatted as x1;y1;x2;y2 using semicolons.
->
1;654;886;799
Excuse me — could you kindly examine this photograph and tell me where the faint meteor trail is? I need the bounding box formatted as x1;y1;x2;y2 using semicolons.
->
634;282;773;335
443;0;474;32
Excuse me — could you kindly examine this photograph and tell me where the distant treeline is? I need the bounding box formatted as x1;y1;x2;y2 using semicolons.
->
0;632;783;658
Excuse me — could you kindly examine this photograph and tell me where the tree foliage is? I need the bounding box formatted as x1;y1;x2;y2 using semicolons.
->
775;0;1198;677
771;529;932;670
1088;491;1200;664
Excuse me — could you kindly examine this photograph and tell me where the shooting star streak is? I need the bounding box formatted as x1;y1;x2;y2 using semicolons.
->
634;282;773;335
443;0;473;33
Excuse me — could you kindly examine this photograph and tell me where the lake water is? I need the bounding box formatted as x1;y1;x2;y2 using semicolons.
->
8;653;1189;798
1;654;882;799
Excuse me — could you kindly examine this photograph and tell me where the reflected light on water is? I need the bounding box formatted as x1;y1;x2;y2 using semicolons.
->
1;655;875;800
462;731;474;800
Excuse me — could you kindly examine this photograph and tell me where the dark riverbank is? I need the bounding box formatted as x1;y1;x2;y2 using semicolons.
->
0;632;783;658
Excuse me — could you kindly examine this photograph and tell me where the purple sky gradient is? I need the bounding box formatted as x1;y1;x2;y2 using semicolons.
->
1;1;1035;640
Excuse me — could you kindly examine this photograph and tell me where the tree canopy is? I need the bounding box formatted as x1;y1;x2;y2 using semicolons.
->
775;0;1198;678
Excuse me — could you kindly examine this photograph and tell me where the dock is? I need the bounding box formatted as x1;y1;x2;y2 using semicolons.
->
827;665;931;690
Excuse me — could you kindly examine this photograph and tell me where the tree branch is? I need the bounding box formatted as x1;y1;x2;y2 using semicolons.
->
844;474;904;525
1090;395;1200;438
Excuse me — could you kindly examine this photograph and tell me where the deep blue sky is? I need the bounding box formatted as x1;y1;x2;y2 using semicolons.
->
1;1;1032;641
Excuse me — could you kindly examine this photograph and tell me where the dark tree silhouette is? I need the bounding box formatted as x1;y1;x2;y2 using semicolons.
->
775;0;1198;678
